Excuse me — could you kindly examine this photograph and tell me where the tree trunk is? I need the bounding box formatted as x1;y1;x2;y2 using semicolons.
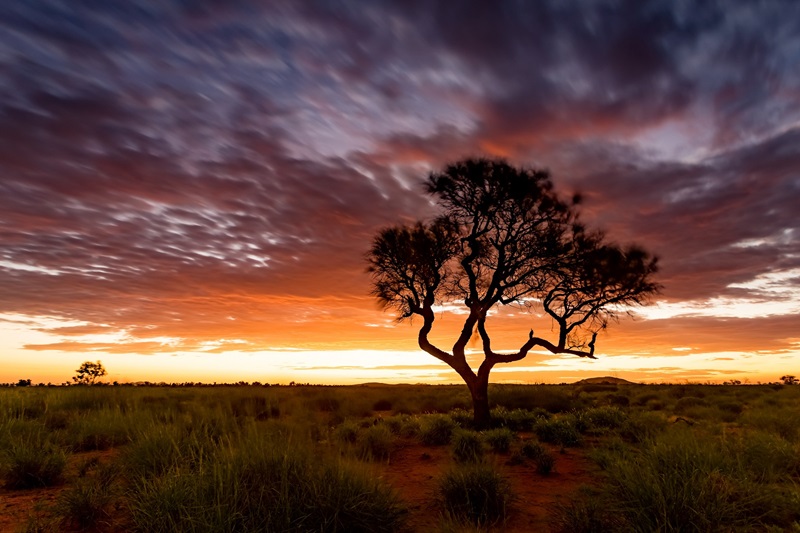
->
469;376;491;429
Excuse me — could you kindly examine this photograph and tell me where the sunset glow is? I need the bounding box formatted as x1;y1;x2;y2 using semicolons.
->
1;1;798;385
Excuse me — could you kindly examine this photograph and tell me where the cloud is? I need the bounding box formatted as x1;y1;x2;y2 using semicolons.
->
0;0;798;376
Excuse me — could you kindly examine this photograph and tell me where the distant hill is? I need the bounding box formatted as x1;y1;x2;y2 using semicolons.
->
574;376;636;385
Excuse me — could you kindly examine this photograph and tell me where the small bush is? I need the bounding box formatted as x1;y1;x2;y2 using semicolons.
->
438;463;513;527
451;430;484;463
483;428;514;454
420;415;457;446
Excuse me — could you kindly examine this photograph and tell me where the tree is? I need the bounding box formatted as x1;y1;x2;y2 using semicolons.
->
367;158;660;426
73;360;107;385
16;378;31;387
781;375;798;385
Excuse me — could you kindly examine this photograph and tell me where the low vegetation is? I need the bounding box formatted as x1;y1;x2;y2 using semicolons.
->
0;382;799;531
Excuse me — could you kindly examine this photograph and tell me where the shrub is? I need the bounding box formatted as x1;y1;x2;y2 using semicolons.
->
438;463;513;527
483;428;514;453
420;415;457;446
451;430;484;463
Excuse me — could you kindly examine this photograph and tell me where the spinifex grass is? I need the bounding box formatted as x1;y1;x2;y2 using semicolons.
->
127;431;406;532
438;461;513;527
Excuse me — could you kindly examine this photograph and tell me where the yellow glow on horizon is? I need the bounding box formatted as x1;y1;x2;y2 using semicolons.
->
1;312;797;386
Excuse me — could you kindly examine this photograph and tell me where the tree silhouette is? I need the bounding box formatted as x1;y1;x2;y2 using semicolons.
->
73;360;107;385
781;375;798;385
367;158;660;426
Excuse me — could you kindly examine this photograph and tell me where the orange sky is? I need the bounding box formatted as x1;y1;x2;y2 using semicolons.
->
1;1;799;385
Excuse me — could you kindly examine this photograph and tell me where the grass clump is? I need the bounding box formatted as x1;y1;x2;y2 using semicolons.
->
490;406;545;431
129;434;406;532
483;427;514;453
2;439;67;489
521;440;556;475
356;424;395;462
551;487;625;532
420;414;457;446
451;430;484;463
333;419;360;444
438;462;513;527
534;416;582;448
601;428;800;531
56;464;119;530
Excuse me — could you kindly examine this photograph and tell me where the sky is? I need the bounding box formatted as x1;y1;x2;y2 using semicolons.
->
1;0;799;385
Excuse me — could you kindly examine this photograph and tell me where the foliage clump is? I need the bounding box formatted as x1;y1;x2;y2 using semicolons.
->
438;463;513;527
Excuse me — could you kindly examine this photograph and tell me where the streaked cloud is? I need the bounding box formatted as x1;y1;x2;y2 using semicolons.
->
1;0;798;383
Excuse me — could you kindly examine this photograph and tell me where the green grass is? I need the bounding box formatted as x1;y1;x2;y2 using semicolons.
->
2;382;800;531
419;414;458;446
438;462;513;527
451;430;484;463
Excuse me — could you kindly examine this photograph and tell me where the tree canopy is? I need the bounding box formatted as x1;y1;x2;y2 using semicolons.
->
73;360;107;385
367;158;660;425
